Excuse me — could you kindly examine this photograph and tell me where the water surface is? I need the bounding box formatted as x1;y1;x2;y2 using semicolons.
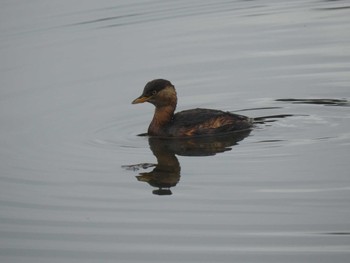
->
1;0;350;262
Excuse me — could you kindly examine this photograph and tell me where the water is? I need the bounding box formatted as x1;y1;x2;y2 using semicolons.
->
1;0;350;262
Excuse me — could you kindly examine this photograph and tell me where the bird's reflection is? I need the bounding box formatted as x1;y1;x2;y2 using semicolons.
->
123;130;251;195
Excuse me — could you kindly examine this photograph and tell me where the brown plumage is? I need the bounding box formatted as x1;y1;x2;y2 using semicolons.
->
132;79;252;137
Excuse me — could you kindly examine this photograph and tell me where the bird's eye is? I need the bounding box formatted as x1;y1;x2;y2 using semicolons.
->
152;90;157;95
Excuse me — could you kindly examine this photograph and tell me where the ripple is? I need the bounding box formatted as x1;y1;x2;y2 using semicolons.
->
276;98;349;106
65;1;267;29
85;113;149;152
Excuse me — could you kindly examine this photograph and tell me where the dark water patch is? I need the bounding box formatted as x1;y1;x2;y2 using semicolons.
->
235;107;283;112
276;98;349;106
69;14;140;26
255;139;286;143
253;114;296;124
316;6;350;11
314;136;334;141
322;232;350;235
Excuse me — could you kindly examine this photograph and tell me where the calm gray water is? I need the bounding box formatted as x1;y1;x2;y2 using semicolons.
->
1;0;350;262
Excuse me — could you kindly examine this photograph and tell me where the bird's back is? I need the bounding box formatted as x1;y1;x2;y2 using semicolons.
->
165;108;252;137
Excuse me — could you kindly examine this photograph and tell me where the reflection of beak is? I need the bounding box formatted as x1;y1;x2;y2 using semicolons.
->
132;96;150;104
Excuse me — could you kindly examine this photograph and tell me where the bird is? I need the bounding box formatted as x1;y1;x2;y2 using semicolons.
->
132;79;253;137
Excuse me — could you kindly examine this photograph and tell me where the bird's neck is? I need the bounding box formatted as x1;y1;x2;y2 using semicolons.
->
148;104;176;136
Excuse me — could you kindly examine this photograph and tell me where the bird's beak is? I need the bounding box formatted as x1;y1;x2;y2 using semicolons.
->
132;95;149;104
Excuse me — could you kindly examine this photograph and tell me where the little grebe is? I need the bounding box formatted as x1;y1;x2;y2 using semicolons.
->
132;79;252;137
